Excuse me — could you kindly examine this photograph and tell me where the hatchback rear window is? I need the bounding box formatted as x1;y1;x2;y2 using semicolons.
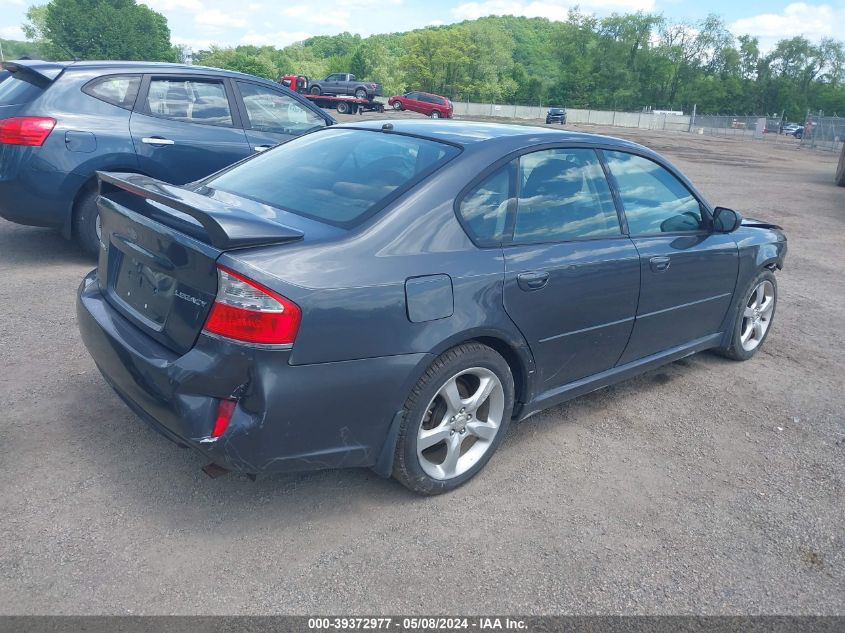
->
207;128;460;228
0;73;47;105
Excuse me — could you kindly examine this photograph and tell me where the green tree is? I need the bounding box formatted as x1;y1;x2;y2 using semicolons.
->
24;0;175;61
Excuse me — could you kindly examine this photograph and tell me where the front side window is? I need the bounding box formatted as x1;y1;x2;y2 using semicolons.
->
237;82;325;134
83;75;140;110
604;151;704;234
208;129;460;227
513;148;620;243
458;163;514;245
144;78;233;126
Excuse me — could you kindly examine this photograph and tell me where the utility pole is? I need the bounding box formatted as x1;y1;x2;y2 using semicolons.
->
0;39;5;63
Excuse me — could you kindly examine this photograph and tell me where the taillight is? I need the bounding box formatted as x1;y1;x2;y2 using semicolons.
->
203;266;301;346
0;117;57;146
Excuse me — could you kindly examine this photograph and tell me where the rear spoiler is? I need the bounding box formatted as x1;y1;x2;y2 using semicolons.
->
97;172;304;250
2;60;67;82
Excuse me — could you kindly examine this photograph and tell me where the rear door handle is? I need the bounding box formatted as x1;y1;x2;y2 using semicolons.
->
649;256;671;272
517;271;550;291
141;137;175;146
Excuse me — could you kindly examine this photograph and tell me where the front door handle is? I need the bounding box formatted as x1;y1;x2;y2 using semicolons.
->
253;144;274;153
517;271;550;291
649;256;671;272
141;137;175;146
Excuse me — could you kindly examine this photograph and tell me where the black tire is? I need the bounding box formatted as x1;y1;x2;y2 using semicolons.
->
354;88;368;100
430;110;441;119
392;342;514;495
309;86;321;96
836;144;845;187
717;269;778;361
794;130;803;140
392;101;402;111
336;101;351;115
73;187;101;259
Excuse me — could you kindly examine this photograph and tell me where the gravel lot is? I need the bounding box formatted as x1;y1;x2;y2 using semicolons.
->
1;113;843;615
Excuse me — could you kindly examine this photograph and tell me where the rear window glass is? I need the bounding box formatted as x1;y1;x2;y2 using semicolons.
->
0;73;47;106
207;129;460;228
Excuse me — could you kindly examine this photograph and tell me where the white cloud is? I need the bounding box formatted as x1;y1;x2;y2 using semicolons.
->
195;8;248;28
283;5;351;28
730;3;845;45
452;0;654;22
0;25;24;39
142;0;202;11
171;36;215;50
428;19;445;25
240;30;313;47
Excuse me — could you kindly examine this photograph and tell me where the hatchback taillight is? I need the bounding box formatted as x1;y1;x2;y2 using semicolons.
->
203;266;301;346
0;117;56;146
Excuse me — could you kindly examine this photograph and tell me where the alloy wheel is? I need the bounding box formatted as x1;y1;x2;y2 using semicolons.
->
416;367;505;480
740;280;775;351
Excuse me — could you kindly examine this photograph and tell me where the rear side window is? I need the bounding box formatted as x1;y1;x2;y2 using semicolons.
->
458;163;514;246
145;78;233;127
208;129;460;228
513;148;621;243
83;75;141;110
0;72;47;106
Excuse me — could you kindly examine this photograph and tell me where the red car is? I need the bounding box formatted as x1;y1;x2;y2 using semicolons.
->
388;91;453;118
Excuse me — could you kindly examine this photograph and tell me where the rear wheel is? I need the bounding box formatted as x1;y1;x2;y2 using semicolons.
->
336;101;351;115
354;88;368;100
717;269;777;361
430;110;441;119
836;144;845;187
73;187;101;259
392;343;514;495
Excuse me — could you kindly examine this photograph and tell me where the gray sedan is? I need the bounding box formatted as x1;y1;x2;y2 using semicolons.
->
77;121;787;494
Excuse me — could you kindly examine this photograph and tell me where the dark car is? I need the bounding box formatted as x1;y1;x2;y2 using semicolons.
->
389;91;453;118
308;73;382;99
0;59;334;256
77;121;787;495
546;107;567;124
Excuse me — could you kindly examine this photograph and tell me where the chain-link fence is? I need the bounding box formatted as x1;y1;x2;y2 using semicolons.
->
799;115;845;151
450;101;844;154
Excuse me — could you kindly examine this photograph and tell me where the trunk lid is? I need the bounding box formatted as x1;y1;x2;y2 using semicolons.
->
96;172;305;355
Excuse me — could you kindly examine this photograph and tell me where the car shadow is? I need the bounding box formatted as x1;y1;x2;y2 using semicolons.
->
57;352;726;528
0;221;93;267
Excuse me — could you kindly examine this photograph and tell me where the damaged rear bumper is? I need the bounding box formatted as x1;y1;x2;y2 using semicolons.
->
76;270;429;475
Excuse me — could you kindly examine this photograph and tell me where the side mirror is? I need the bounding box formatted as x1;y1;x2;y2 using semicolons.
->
713;206;743;233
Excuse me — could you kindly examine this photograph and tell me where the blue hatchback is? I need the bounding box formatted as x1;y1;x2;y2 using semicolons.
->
0;60;334;255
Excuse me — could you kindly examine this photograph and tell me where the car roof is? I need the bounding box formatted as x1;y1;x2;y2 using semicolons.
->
340;119;644;151
5;59;275;82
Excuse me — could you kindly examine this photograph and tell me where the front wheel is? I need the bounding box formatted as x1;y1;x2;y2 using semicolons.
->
392;343;514;495
430;110;441;119
392;101;403;110
336;101;351;115
717;269;777;361
309;86;321;96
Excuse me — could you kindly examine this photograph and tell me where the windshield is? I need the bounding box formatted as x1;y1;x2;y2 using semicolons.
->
207;128;460;228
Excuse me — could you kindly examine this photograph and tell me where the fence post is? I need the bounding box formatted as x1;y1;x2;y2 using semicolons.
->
688;104;696;133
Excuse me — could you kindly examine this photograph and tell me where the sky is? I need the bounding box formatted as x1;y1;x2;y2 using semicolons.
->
0;0;844;53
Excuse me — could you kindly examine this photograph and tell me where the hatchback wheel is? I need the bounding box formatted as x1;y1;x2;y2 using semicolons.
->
718;269;777;360
393;343;514;495
73;187;101;259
